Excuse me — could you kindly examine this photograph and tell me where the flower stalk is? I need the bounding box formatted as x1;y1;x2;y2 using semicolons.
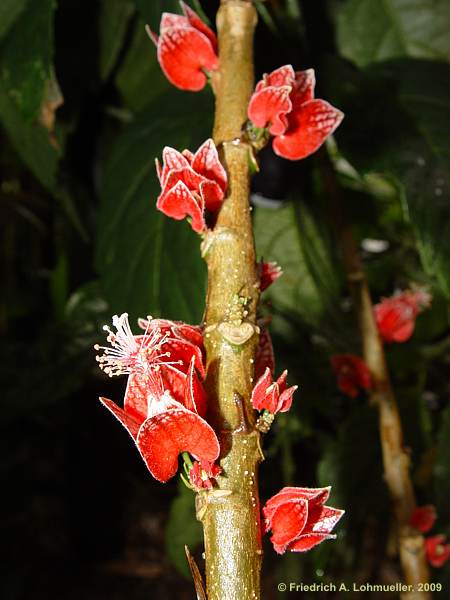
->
200;2;263;599
321;152;430;600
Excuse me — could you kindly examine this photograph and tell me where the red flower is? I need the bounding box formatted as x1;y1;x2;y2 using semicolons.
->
263;486;344;554
251;367;297;414
156;139;227;232
147;2;218;91
96;314;219;482
374;288;431;343
425;535;450;568
258;260;283;292
188;460;221;490
409;505;437;534
247;65;344;160
331;354;372;398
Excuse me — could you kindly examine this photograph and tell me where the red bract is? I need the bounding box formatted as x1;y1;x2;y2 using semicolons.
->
251;367;297;414
263;487;344;554
331;354;372;398
189;460;221;490
248;65;344;160
156;139;227;232
259;260;283;292
96;314;219;482
147;2;218;91
374;288;432;343
424;535;450;568
409;505;437;534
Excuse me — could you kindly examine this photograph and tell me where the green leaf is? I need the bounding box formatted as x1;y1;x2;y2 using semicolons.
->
99;0;135;81
0;86;58;190
165;482;202;578
0;0;56;119
96;91;213;324
337;0;450;67
253;202;347;338
333;59;450;296
0;0;28;41
116;19;171;113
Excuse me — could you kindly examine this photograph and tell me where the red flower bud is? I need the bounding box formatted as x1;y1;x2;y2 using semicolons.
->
188;459;221;490
251;367;297;415
374;288;431;343
263;486;344;554
331;354;372;398
147;2;218;91
258;260;283;292
248;65;343;160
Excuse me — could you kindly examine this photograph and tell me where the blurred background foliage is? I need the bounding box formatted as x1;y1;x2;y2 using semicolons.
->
1;0;449;598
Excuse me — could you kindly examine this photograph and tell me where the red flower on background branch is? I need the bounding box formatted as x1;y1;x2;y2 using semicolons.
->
247;65;343;160
331;354;372;398
409;505;437;534
147;2;218;91
263;487;344;554
374;288;431;343
96;314;219;482
156;138;227;232
424;535;450;568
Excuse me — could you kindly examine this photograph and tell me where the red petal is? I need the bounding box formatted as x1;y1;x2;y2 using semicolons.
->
199;179;226;213
255;328;275;380
425;535;450;568
270;499;308;548
251;367;273;411
160;12;190;32
100;396;142;440
124;374;149;423
264;487;330;523
307;504;345;534
184;356;207;416
157;179;205;232
256;65;295;92
160;364;187;404
192;139;227;193
180;1;218;52
277;385;297;413
137;409;220;482
276;369;288;393
273;99;344;161
292;69;316;107
287;533;336;553
160;146;191;185
248;86;292;136
164;337;205;378
158;27;218;91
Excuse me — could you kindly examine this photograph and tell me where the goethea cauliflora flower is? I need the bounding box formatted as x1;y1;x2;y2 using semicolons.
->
409;505;437;534
96;314;219;482
146;2;218;91
331;354;372;398
424;535;450;568
263;487;344;554
248;65;344;160
156;139;227;233
374;288;431;343
251;367;297;415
